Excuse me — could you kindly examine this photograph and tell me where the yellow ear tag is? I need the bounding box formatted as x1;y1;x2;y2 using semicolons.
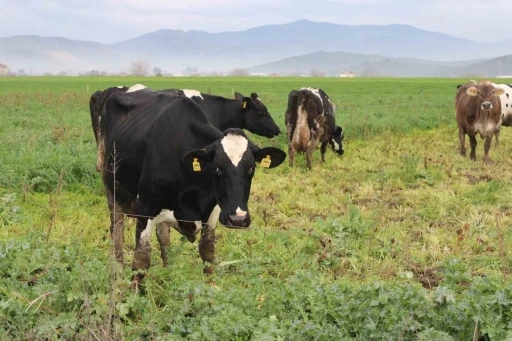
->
193;158;201;172
242;101;247;109
260;155;271;168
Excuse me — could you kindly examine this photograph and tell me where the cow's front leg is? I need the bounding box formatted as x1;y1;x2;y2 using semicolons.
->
156;222;171;267
199;224;216;275
483;135;493;163
320;141;328;162
494;130;500;148
199;205;220;275
468;134;477;161
132;216;152;271
458;126;466;157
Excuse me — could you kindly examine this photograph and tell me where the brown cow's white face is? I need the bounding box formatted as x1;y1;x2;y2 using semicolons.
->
466;84;505;111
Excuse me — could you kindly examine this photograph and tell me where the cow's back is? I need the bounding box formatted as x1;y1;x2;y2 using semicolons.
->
103;93;221;208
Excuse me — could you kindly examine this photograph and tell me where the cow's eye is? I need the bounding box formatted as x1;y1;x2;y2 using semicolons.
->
214;166;223;176
248;166;255;175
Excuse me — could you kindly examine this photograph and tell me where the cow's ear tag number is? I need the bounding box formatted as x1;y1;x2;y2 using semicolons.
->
260;155;271;168
242;101;247;109
193;158;201;172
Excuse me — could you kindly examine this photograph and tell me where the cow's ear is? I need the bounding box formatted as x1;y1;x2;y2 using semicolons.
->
494;87;505;96
251;147;286;169
333;126;343;136
183;145;215;172
466;87;478;97
241;97;253;110
234;92;244;100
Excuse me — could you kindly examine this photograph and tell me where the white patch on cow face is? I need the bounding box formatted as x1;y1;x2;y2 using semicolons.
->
300;87;323;104
127;84;147;93
220;134;248;167
117;85;124;89
207;205;221;229
235;207;247;217
333;139;341;151
182;89;204;100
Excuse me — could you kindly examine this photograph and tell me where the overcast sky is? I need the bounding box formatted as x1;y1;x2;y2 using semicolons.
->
1;0;511;43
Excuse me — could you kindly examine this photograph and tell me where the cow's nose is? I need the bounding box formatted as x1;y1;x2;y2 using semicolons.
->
482;102;492;110
228;214;250;227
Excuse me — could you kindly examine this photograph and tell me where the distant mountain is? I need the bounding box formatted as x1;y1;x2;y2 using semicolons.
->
0;20;511;74
247;51;512;78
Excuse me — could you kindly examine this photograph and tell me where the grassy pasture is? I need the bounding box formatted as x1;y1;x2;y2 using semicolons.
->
1;77;512;340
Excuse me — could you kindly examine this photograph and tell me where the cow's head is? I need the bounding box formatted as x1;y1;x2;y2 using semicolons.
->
234;92;281;138
329;126;345;155
466;81;505;111
184;129;286;228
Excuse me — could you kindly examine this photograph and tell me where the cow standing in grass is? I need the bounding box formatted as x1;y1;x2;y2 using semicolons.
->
455;80;504;162
101;91;286;275
285;87;344;169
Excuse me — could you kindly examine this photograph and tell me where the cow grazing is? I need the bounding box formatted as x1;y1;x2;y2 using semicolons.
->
162;88;281;138
285;87;344;169
455;80;505;162
89;86;129;171
101;91;286;274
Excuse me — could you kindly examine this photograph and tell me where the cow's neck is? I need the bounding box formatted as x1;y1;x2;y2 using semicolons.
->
207;96;244;131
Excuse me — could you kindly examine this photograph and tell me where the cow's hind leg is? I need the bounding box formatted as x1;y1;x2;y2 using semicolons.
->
156;222;171;267
458;126;466;157
288;143;296;168
469;134;477;161
483;136;493;163
320;141;328;163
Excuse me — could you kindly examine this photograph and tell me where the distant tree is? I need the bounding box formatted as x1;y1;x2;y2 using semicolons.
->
43;72;53;76
153;67;162;76
130;60;150;76
57;71;68;76
229;68;249;77
17;69;26;76
310;69;326;77
183;66;198;75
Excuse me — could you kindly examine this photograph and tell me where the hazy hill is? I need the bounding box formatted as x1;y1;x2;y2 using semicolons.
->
0;20;510;74
247;51;512;78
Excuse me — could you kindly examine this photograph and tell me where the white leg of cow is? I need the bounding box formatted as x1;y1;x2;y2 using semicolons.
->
199;205;220;275
156;222;171;267
132;217;153;271
132;209;178;271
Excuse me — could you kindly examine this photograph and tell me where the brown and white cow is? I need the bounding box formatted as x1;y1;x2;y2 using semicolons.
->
285;87;344;170
455;80;505;162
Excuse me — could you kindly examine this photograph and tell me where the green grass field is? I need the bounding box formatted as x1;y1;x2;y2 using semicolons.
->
1;77;512;340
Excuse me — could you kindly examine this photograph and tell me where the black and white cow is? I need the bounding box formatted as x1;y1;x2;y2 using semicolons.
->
161;88;281;138
102;90;286;275
492;83;512;127
89;85;129;171
285;87;344;169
